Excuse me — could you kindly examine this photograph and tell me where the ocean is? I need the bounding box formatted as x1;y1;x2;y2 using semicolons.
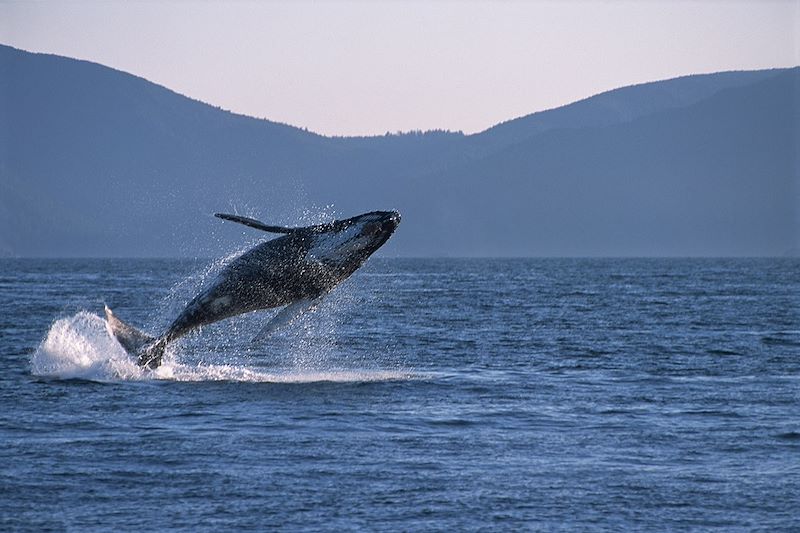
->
1;257;798;531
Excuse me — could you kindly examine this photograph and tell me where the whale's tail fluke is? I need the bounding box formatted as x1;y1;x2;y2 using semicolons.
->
104;306;167;369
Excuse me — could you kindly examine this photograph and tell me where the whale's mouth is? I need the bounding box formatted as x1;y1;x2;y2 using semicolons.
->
308;210;401;266
383;210;401;234
387;210;401;226
361;210;399;236
366;210;401;248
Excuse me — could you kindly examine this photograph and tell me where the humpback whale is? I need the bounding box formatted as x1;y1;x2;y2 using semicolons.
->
105;210;401;368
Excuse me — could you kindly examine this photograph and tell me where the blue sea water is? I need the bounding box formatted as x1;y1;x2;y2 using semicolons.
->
0;257;798;531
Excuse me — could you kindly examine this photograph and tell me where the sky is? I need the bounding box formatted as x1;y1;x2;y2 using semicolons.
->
1;0;797;137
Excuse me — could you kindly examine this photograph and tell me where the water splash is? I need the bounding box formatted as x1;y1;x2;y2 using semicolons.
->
30;311;145;381
30;310;411;384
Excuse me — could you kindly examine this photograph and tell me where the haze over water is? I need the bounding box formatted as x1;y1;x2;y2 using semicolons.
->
2;257;798;530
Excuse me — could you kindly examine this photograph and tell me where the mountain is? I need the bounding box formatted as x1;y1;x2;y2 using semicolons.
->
416;71;799;256
1;44;797;257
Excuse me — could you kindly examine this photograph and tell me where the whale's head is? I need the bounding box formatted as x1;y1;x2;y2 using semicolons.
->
306;210;401;271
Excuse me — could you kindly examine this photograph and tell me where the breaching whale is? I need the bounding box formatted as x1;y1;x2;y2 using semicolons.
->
105;210;401;368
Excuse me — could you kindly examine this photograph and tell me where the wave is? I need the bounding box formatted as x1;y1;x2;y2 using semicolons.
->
30;311;413;384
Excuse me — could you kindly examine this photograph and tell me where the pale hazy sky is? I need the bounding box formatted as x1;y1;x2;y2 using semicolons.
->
1;1;797;136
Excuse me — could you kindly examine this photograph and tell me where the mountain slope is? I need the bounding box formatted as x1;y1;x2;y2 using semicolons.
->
1;44;797;257
409;69;799;256
473;69;787;154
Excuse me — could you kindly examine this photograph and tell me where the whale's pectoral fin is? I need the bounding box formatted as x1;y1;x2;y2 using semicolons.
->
252;297;322;343
214;213;296;234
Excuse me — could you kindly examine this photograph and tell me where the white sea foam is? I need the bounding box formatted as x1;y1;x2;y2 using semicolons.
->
31;311;412;384
31;312;145;381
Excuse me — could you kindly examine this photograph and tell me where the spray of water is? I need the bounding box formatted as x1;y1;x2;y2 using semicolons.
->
30;306;411;383
30;311;146;381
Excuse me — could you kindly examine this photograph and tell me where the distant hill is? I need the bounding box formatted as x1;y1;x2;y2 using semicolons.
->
1;44;797;257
